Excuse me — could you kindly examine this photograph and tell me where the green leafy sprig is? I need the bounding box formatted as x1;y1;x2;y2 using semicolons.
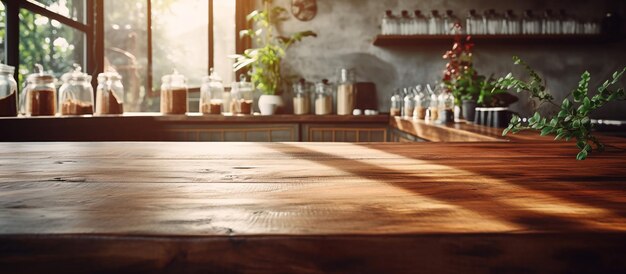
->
494;56;625;160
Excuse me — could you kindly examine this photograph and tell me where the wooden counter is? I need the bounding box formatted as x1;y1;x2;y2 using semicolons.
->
1;142;626;273
0;113;389;142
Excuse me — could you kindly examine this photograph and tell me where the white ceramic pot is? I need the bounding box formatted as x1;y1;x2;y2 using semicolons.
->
258;94;284;115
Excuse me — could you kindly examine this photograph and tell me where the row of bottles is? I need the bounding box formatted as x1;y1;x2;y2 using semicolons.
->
381;9;603;36
390;83;454;123
291;68;363;116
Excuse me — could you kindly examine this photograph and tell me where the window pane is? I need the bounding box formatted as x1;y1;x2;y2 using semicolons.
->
104;0;149;112
213;0;236;85
31;0;86;23
18;9;85;88
152;0;209;88
0;2;5;63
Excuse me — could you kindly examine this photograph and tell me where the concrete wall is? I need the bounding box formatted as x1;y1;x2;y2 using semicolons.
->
264;0;626;119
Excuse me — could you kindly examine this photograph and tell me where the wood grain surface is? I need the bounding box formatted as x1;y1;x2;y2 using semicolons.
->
1;142;626;273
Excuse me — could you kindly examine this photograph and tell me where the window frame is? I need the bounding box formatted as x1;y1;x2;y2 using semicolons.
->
2;0;253;97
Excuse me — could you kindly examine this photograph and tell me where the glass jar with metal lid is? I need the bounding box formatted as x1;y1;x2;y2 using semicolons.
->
21;64;57;116
0;63;18;117
95;71;124;115
59;64;94;115
160;70;188;115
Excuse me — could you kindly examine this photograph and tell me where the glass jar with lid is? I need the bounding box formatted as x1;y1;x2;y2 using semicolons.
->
59;64;94;115
21;64;57;116
0;63;18;117
314;79;333;115
293;78;311;115
95;71;124;115
390;89;402;116
336;68;356;115
438;90;455;124
402;87;415;118
160;70;188;115
200;68;224;115
426;84;440;122
230;75;254;115
413;85;427;120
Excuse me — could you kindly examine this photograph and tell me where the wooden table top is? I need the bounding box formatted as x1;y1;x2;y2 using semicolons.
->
2;141;625;236
2;141;626;273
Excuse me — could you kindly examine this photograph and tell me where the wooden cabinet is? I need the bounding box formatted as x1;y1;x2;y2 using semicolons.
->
164;124;299;142
302;124;388;142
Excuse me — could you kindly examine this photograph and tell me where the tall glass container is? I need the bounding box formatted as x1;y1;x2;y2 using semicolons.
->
414;10;428;34
402;88;415;118
429;10;444;34
160;70;188;115
336;68;356;115
59;65;94;115
95;72;125;115
427;84;439;122
200;68;224;115
438;91;455;123
21;64;57;116
390;89;402;117
413;85;427;120
0;64;18;117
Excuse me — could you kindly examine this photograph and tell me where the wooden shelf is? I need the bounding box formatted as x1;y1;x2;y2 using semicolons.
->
373;34;617;46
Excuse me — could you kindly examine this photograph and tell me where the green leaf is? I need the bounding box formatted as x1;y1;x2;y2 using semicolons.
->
540;126;554;136
502;127;511;136
555;132;567;140
576;149;588;160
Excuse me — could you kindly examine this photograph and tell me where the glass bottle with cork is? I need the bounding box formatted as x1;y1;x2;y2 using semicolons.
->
0;63;18;117
336;68;356;115
160;70;188;115
59;64;94;116
21;64;57;116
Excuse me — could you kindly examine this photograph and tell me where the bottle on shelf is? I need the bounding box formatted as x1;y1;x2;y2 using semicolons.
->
414;10;428;35
426;84;439;122
160;70;188;115
429;10;444;35
522;10;541;34
437;90;455;124
95;71;124;116
466;9;484;35
59;65;94;116
486;9;504;35
314;79;333;115
542;9;558;35
444;10;462;34
293;78;311;115
504;10;522;35
400;10;412;35
336;68;356;115
560;10;577;34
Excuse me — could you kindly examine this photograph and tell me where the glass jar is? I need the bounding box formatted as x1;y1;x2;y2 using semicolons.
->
59;65;94;116
438;91;455;124
21;64;57;116
160;70;188;115
413;85;427;120
382;10;396;35
0;63;18;117
293;78;311;115
427;84;439;122
336;68;356;115
314;79;333;115
402;88;415;118
200;68;224;115
400;10;412;35
504;10;522;35
231;75;254;115
95;72;124;115
444;10;461;34
390;89;402;116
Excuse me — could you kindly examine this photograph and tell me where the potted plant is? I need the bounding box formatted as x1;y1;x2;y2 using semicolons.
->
442;30;481;121
232;0;316;115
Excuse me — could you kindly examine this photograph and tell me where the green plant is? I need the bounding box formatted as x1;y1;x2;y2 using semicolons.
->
232;0;316;95
494;56;626;160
